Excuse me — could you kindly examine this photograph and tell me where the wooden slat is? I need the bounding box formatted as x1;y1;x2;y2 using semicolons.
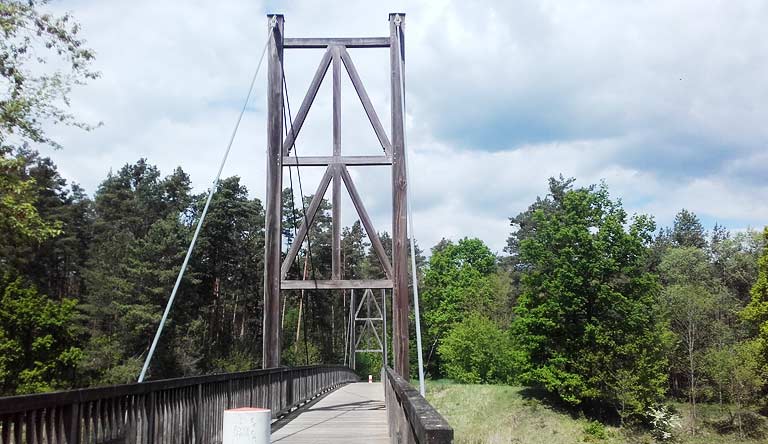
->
280;166;335;279
284;37;390;48
340;47;392;154
283;48;333;154
282;155;392;166
339;165;394;279
281;279;393;290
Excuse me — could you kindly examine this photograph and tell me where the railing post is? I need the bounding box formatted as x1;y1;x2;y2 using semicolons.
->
63;403;81;444
146;392;156;444
195;384;203;444
227;379;233;409
287;370;294;407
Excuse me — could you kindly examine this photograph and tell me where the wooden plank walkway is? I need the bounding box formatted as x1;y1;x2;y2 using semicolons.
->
272;382;388;443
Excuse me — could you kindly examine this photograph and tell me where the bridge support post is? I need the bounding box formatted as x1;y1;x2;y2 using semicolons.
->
263;13;284;369
389;13;409;379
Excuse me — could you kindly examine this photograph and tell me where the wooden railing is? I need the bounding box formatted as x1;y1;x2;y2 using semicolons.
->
0;365;357;444
383;366;453;444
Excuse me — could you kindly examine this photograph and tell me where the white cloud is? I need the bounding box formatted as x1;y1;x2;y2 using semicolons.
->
35;0;768;254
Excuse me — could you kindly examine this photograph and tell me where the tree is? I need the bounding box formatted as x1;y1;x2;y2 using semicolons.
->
659;278;717;433
511;179;667;419
421;238;502;377
3;150;94;300
742;228;768;371
438;313;519;384
1;1;96;249
1;0;98;153
0;152;62;275
671;209;706;249
704;341;766;438
711;226;765;304
0;276;82;394
189;176;264;374
82;161;195;382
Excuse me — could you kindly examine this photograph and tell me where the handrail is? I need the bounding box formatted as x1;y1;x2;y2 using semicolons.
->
0;365;357;443
383;366;453;444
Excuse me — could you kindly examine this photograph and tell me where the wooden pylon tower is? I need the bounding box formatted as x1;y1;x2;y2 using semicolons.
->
262;13;411;378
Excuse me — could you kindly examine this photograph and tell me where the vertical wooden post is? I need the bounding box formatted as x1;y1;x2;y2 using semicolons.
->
263;13;284;369
350;289;356;370
331;45;342;281
63;403;81;444
382;289;388;367
389;12;409;379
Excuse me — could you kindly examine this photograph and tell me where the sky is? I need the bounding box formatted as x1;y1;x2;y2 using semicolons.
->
41;0;768;254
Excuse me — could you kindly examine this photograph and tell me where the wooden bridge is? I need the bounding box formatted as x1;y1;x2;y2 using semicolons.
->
0;366;451;443
0;12;453;444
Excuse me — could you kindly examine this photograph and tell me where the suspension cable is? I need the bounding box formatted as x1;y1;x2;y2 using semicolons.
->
282;59;316;365
395;16;426;397
137;25;273;383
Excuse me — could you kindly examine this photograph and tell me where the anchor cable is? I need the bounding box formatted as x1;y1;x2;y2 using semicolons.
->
395;16;427;397
282;56;317;366
137;25;273;383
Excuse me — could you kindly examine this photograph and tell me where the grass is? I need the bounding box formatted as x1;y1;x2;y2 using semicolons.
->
425;380;765;444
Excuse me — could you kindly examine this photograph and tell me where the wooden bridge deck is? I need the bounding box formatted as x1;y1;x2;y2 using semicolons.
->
272;382;388;443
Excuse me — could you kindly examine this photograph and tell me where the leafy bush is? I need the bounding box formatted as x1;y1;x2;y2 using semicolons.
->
438;314;520;384
647;405;681;442
583;420;607;441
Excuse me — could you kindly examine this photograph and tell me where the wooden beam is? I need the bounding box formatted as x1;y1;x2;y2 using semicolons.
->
284;37;390;48
283;48;332;155
281;280;393;290
339;165;394;280
282;155;392;166
340;47;392;154
263;14;285;370
350;290;356;369
280;166;334;279
389;12;409;379
332;48;342;280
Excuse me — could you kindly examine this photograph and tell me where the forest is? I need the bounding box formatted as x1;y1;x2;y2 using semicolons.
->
2;1;768;442
4;149;768;440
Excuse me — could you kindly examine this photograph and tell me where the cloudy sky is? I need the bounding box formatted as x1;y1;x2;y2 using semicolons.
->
42;0;768;253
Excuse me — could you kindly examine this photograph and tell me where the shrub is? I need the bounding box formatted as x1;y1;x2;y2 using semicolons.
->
583;420;607;441
647;405;681;442
438;314;520;384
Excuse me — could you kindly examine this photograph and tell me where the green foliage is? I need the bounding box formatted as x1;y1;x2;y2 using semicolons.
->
510;179;667;418
422;237;505;377
0;276;82;394
0;153;61;253
282;338;322;367
0;0;99;153
742;228;768;370
354;352;383;381
438;314;519;384
583;420;607;441
659;247;725;432
671;209;707;249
